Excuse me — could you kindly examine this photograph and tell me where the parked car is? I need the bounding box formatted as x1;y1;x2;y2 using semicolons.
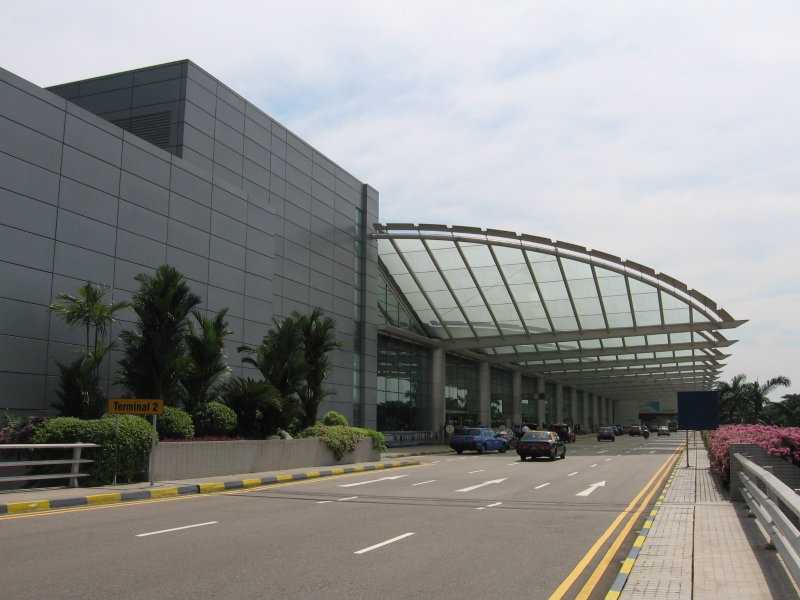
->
657;426;670;436
516;431;566;461
597;426;616;442
496;428;518;449
449;427;509;454
549;423;576;443
628;425;643;436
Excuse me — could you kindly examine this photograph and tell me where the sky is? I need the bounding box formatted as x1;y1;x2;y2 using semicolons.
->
3;1;799;399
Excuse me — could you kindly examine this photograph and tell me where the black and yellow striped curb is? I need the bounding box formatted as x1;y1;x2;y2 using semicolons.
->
604;461;681;600
0;460;420;516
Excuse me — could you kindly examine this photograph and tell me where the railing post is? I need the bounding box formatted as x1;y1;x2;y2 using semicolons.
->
70;446;82;487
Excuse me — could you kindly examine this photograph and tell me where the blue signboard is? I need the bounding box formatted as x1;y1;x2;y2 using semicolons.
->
677;391;719;430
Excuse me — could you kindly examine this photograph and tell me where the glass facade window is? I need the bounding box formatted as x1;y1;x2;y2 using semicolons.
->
377;271;420;333
445;354;480;429
377;337;431;431
490;368;513;428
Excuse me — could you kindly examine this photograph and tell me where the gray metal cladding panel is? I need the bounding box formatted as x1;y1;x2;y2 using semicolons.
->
244;101;272;129
116;229;167;269
269;173;287;200
0;225;54;271
213;164;243;189
59;177;119;225
113;258;150;293
184;101;217;138
312;180;335;207
56;209;118;254
208;260;245;294
209;235;246;270
309;269;334;295
0;261;52;304
246;203;271;234
212;185;248;221
281;278;311;306
131;78;183;107
215;84;246;113
166;246;210;284
333;277;355;302
309;246;335;275
0;116;63;172
168;220;210;257
53;241;115;282
63;114;123;164
245;249;272;278
207;285;244;317
0;79;66;139
0;297;49;339
186;63;217;93
121;142;171;187
286;164;312;195
213;140;244;175
241;319;268;346
310;214;336;244
283;237;311;267
333;244;355;268
271;133;287;159
309;290;334;313
243;295;271;323
61;146;120;196
132;62;185;85
2;190;57;237
45;340;86;376
0;372;47;410
245;227;272;257
333;261;355;285
244;272;271;300
0;152;60;204
244;120;271;152
185;77;217;114
169;193;211;231
214;120;244;153
312;163;336;194
243;157;270;189
119;199;169;242
180;148;214;174
284;201;312;232
0;334;49;373
215;98;245;133
170;165;213;206
286;143;312;173
119;171;169;215
47;310;87;346
285;181;311;212
211;210;246;244
75;72;133;95
76;88;133;115
182;124;214;159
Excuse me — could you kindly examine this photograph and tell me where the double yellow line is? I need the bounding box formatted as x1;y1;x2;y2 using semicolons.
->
548;443;684;600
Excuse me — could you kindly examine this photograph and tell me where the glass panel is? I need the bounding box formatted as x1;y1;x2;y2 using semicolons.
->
453;286;485;307
561;258;592;279
635;310;661;326
531;260;563;283
434;246;466;270
545;299;575;318
568;277;598;299
579;314;606;329
574;297;602;316
607;312;633;327
472;265;504;288
604;295;630;313
552;316;579;330
415;270;449;292
539;280;569;301
580;339;602;349
484;285;514;305
664;307;689;324
501;262;533;285
460;242;496;268
444;268;475;289
403;249;439;273
516;300;547;319
661;292;686;309
525;318;551;332
597;274;627;295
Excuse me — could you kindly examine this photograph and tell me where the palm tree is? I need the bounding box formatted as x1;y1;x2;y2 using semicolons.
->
117;265;201;404
182;308;233;413
715;374;791;424
219;376;281;437
296;309;344;429
745;376;792;425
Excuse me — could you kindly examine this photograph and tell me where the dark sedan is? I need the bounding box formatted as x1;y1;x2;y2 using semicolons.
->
516;431;566;461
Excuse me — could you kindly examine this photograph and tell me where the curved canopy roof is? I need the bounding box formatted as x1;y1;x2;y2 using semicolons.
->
373;223;746;405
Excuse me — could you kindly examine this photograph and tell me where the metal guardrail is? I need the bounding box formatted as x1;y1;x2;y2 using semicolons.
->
383;431;437;447
0;443;100;488
734;451;800;588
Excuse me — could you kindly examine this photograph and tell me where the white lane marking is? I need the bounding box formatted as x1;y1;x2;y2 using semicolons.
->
605;458;613;461
508;462;519;466
412;480;437;486
477;502;502;510
317;500;332;504
456;478;508;493
339;475;408;488
589;463;598;468
534;483;550;489
338;496;358;501
650;450;656;454
467;469;485;474
136;521;218;537
576;481;606;497
568;472;579;477
354;532;415;554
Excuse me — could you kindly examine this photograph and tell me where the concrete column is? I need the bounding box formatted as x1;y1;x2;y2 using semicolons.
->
570;388;578;425
537;378;546;426
431;347;445;436
555;383;563;423
479;361;491;426
512;370;522;426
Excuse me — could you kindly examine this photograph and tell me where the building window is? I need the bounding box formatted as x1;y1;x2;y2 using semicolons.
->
377;336;431;431
445;354;479;428
490;368;512;428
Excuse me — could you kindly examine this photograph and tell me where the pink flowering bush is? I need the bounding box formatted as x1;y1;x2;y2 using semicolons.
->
707;425;800;485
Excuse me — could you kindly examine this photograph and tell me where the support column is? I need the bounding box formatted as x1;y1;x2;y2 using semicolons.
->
570;388;578;425
555;383;563;423
479;361;491;426
431;347;445;438
582;392;591;431
537;378;546;427
512;370;522;427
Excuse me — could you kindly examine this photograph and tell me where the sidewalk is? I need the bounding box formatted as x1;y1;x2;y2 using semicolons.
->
614;435;789;600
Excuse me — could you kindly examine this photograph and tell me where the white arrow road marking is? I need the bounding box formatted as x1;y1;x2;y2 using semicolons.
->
477;502;502;510
339;475;408;488
136;521;218;537
576;481;606;497
412;480;437;486
456;478;508;493
590;463;598;468
535;483;550;489
354;532;415;554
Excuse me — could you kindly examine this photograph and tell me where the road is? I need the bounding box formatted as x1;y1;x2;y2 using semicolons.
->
1;434;684;600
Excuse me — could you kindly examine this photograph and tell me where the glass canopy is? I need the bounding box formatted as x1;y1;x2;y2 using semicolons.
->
373;223;746;405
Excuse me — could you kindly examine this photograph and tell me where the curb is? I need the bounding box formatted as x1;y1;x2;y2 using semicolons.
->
0;460;420;516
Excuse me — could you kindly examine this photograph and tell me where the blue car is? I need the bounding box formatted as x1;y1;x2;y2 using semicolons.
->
449;427;509;454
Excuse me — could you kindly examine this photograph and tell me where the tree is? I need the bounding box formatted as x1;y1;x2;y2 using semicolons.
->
117;265;201;405
219;376;281;437
296;309;344;429
715;374;792;425
182;308;233;414
715;374;750;425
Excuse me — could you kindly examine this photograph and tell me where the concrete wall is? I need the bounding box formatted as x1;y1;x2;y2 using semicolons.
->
149;437;380;480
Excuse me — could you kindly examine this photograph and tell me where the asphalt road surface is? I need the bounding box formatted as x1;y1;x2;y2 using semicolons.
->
1;434;684;600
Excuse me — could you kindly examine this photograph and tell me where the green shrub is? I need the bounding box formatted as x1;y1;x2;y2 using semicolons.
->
157;406;195;439
321;411;348;427
30;415;152;485
299;424;387;458
192;402;237;437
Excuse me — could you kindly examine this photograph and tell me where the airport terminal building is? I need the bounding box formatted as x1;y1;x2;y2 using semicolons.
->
0;61;744;435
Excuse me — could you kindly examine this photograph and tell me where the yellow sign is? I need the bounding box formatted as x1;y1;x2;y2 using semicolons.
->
107;398;164;415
